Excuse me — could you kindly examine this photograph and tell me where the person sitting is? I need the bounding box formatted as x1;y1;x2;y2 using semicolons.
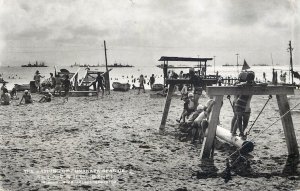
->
39;89;52;103
1;82;8;99
189;99;215;143
19;90;33;104
1;93;11;105
177;93;196;123
10;85;18;100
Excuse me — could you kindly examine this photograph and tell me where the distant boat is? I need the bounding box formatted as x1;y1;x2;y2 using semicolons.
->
71;63;100;67
107;63;134;68
253;64;270;66
71;62;133;68
22;61;48;67
0;78;8;83
222;64;235;67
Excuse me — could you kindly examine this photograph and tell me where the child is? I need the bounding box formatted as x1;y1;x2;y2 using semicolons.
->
177;93;196;123
39;89;52;103
138;74;146;94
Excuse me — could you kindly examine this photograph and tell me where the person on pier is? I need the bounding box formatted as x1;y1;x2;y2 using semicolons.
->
189;67;203;106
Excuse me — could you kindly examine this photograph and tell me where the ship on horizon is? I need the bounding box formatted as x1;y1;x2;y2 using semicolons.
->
21;61;48;67
71;62;134;68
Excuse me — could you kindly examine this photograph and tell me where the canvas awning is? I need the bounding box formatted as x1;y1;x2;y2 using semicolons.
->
158;56;213;62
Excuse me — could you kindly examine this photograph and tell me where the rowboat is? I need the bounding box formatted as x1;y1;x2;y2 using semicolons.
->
151;84;164;91
112;82;130;91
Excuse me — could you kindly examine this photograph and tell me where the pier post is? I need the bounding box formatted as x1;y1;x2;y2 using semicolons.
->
200;95;223;159
159;84;175;134
276;94;299;156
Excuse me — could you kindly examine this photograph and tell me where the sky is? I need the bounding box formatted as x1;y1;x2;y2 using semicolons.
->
0;0;299;67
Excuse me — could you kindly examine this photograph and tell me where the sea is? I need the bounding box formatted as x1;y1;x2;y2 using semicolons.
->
0;64;299;90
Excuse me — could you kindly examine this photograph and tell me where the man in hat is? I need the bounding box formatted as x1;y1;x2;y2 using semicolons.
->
34;70;44;93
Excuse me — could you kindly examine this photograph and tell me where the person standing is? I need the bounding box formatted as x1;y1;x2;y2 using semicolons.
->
138;74;146;94
149;74;155;90
179;71;184;79
189;68;203;106
231;72;255;139
34;70;44;93
62;75;71;103
95;72;105;99
50;73;56;89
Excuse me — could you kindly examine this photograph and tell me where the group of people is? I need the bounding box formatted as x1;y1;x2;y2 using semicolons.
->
0;70;73;106
135;74;156;94
177;68;255;143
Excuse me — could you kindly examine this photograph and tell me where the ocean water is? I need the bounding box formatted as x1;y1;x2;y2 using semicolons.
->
0;65;299;90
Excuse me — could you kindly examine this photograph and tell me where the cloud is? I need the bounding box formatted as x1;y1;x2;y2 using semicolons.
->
0;0;298;66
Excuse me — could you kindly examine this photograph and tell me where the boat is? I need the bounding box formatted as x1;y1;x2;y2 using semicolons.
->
151;84;164;91
106;63;134;67
0;78;8;84
112;82;130;91
222;64;234;67
14;84;30;91
22;61;48;67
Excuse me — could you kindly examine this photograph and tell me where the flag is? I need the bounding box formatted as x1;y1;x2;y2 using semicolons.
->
242;59;250;70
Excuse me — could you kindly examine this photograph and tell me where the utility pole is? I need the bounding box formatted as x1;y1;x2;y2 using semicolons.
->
197;55;200;75
236;53;239;74
288;41;294;85
213;56;216;73
104;40;110;94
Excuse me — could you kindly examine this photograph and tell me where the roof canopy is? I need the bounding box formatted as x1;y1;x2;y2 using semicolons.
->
158;56;213;62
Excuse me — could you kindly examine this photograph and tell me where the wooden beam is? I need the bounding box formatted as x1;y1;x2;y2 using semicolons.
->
200;95;223;159
276;95;299;156
159;84;175;134
215;126;254;154
206;85;294;96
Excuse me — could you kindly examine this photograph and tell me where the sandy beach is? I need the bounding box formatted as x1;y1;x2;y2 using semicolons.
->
0;89;299;191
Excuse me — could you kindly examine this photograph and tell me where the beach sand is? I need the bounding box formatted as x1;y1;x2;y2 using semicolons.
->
1;90;300;190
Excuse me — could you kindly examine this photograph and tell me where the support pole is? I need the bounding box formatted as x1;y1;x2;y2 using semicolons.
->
159;84;175;134
276;94;299;156
200;95;223;159
104;40;110;94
